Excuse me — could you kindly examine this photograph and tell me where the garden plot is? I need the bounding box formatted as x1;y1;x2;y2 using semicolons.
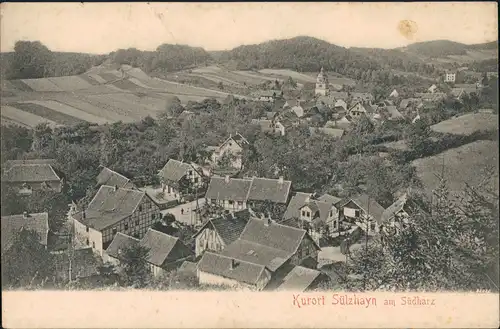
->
51;96;129;123
259;69;317;83
121;66;151;81
78;74;101;85
84;94;148;120
103;93;164;115
99;72;123;82
19;100;107;124
234;70;284;83
1;116;31;128
21;78;63;92
47;76;93;91
6;80;33;92
2;104;62;128
128;77;152;89
86;74;107;84
112;79;145;92
189;73;243;86
145;78;231;98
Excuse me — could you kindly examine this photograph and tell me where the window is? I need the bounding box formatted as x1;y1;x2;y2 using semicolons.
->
92;242;95;248
306;211;311;218
138;205;143;212
301;210;306;217
86;226;89;232
329;210;333;217
228;200;234;205
135;219;140;226
354;210;360;217
237;201;243;206
112;228;117;235
189;170;193;176
124;223;129;230
333;221;337;229
151;213;156;220
86;239;89;246
194;177;199;183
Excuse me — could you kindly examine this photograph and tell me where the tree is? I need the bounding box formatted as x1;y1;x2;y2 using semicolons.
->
118;244;152;288
2;229;54;288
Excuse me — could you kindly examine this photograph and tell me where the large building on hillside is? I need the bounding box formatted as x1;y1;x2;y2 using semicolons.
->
1;159;63;195
71;185;162;256
315;67;330;96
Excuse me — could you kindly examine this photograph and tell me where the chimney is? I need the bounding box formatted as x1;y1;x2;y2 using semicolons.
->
230;258;237;270
23;211;29;218
225;175;230;183
278;176;284;185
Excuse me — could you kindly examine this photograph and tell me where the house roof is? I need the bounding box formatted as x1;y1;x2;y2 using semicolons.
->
351;92;374;100
329;91;349;99
385;106;404;120
284;99;301;108
454;84;477;89
296;194;341;225
178;260;197;274
283;192;313;220
346;194;385;224
140;228;191;267
221;239;291;272
265;111;277;120
275;265;323;291
158;159;199;183
105;232;140;259
178;110;195;120
247;177;291;204
205;177;253;201
1;212;49;252
251;119;274;133
309;127;344;138
74;185;146;230
317;95;336;107
380;193;409;225
193;209;250;245
205;176;291;204
96;166;133;188
197;251;267;286
239;217;310;254
2;164;61;183
317;194;343;205
3;159;56;171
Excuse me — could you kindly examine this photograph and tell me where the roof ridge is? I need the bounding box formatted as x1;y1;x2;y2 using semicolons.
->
103;166;131;182
204;250;268;268
237;238;294;255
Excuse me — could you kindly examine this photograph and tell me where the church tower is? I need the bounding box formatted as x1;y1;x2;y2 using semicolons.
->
315;67;329;96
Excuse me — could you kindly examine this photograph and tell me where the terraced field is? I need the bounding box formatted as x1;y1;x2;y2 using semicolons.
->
54;95;132;122
258;69;317;83
47;76;93;91
1;105;60;128
8;102;83;126
21;78;63;92
25;100;109;124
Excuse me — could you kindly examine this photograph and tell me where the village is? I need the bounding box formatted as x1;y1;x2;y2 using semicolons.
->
2;59;498;292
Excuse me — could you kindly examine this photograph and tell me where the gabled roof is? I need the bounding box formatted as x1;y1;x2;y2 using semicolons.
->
97;166;133;188
344;194;385;224
284;99;300;108
205;176;291;204
158;159;200;183
197;251;267;286
239;217;310;254
385;106;404;120
247;177;291;204
221;239;291;272
193;209;250;245
2;164;61;183
220;133;249;149
74;185;146;230
380;193;409;225
309;127;344;138
283;192;313;220
178;260;197;274
251;119;275;133
105;232;140;259
1;212;49;252
316;95;336;107
317;194;343;205
329;91;349;99
275;264;323;291
3;159;56;171
205;177;253;201
140;229;192;267
264;111;277;120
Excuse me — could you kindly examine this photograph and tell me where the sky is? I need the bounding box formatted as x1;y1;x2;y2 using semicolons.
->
0;2;497;54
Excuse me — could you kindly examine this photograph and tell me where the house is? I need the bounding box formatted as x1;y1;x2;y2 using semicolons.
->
486;72;498;79
251;118;285;136
415;92;447;102
96;166;135;189
266;263;329;291
104;232;140;265
283;99;305;118
384;106;404;121
315;67;330;96
139;228;194;276
258;90;283;102
158;159;205;201
340;194;385;235
329;91;349;100
379;193;420;233
71;185;162;256
193;209;251;257
264;111;277;120
444;72;456;83
309;127;344;139
178;110;195;121
316;95;336;109
389;89;399;98
350;92;374;104
281;193;343;243
178;260;198;275
205;176;292;211
399;98;419;110
209;133;249;170
1;212;49;253
105;229;193;277
348;101;375;119
451;86;478;100
1;160;63;195
428;84;438;93
334;99;348;111
197;216;321;290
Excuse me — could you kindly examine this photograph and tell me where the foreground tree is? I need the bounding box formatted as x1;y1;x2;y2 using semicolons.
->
118;244;152;288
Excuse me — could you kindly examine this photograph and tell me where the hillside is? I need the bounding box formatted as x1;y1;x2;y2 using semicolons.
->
399;40;498;62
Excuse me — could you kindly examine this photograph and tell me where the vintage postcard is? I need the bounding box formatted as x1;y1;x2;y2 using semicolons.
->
1;2;499;328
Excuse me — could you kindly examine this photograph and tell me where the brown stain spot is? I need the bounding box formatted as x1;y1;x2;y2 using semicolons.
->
398;20;418;40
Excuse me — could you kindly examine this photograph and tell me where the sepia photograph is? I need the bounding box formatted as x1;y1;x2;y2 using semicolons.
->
1;2;498;327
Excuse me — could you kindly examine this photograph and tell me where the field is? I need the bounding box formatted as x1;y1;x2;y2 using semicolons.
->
430;113;499;136
1;105;60;128
428;49;498;65
412;140;499;200
47;76;93;91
